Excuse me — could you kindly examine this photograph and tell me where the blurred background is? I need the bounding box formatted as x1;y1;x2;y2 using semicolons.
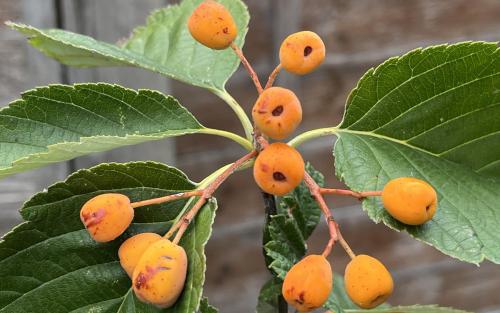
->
1;0;500;312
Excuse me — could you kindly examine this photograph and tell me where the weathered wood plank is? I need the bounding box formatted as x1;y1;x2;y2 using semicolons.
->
0;0;68;235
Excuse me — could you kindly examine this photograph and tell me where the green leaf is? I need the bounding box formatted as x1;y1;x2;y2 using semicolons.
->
255;278;282;313
0;83;203;180
264;164;325;278
279;163;324;239
264;214;306;279
335;42;500;264
323;276;358;313
325;276;470;313
0;162;217;312
198;298;218;313
7;0;249;92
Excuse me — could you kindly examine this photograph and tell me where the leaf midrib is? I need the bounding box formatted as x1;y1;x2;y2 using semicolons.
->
337;128;439;157
346;44;496;129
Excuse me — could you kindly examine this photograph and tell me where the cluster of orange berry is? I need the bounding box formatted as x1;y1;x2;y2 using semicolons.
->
80;193;187;308
78;1;439;311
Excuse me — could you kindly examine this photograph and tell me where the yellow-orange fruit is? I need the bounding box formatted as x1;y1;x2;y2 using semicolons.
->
253;143;305;196
80;193;134;242
382;177;437;225
188;0;237;50
252;87;302;140
282;255;333;312
344;255;393;309
132;239;188;308
119;232;162;278
279;31;325;75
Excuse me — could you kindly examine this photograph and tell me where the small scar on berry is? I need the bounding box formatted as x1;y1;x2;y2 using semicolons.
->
272;105;284;116
273;172;287;181
135;272;148;289
304;46;313;56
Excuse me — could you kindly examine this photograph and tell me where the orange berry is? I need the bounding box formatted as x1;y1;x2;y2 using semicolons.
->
382;177;437;225
344;255;393;309
133;239;188;308
282;255;333;312
252;87;302;140
118;232;162;277
253;143;305;196
279;31;325;75
188;0;237;50
80;193;134;242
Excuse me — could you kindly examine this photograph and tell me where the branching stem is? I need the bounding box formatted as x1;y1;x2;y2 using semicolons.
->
320;188;382;199
215;90;254;141
230;42;263;94
201;128;253;151
265;63;282;89
167;150;257;244
288;127;338;148
303;171;356;259
131;190;203;209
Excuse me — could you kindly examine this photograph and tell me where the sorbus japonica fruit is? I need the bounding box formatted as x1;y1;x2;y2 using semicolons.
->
252;87;302;140
119;232;162;278
279;31;325;75
382;177;437;225
80;193;134;242
282;255;333;312
344;255;393;309
133;239;188;308
253;142;305;196
188;0;237;50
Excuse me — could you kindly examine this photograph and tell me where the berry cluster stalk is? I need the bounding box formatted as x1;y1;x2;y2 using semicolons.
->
165;150;257;244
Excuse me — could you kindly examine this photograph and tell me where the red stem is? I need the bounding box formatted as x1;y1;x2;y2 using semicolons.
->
320;188;382;199
230;42;263;94
303;172;356;259
169;150;257;244
130;190;203;209
265;64;282;89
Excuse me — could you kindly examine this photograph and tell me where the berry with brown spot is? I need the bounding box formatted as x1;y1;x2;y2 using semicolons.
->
119;232;162;277
188;0;237;50
252;87;302;140
344;254;393;309
279;31;325;75
253;142;305;196
80;193;134;242
382;177;437;225
282;254;333;312
132;239;188;308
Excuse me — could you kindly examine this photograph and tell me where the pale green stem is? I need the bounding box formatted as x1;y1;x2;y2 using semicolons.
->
288;127;339;148
200;128;253;151
168;159;254;228
214;89;254;141
196;158;254;189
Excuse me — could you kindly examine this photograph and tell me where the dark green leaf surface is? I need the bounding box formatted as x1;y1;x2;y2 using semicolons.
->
263;164;324;278
335;42;500;264
8;0;249;92
340;42;500;177
198;298;218;313
0;83;203;179
264;214;306;279
0;162;216;312
255;278;282;313
280;163;324;239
